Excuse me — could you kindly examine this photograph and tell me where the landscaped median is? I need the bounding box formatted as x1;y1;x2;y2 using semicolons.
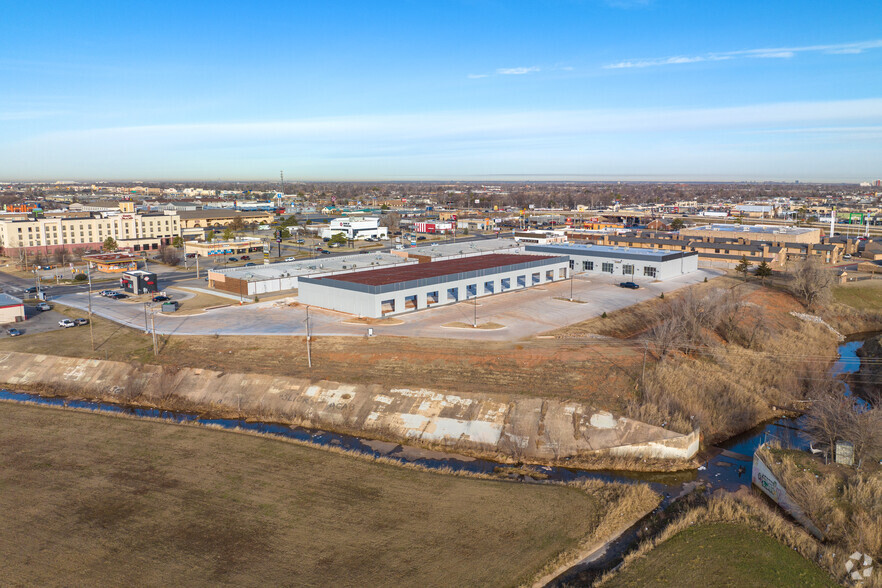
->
0;401;659;587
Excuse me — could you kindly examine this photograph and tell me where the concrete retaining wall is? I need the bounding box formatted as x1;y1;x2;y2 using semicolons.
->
0;351;699;463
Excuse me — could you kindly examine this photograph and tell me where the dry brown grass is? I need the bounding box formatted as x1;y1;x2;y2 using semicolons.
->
170;288;241;313
758;445;882;574
642;320;839;443
0;401;640;588
530;479;661;586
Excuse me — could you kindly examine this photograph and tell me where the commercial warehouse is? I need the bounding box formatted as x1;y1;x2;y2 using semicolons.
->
525;243;698;281
298;253;569;318
0;293;25;324
208;252;416;296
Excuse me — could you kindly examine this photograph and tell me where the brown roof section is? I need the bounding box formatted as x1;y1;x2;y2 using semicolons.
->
322;254;560;286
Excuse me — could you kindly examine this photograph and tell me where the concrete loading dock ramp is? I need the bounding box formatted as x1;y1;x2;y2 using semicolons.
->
0;351;699;463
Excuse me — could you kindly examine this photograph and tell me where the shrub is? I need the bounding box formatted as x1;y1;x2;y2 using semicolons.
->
73;273;87;282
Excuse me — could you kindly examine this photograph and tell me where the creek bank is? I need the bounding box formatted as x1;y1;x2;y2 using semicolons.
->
854;331;882;399
0;351;698;471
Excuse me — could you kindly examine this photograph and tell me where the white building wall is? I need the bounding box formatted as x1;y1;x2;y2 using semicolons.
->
298;259;570;318
525;246;698;281
0;304;25;323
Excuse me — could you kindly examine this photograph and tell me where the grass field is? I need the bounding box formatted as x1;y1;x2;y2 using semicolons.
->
833;280;882;311
0;402;626;587
607;522;836;588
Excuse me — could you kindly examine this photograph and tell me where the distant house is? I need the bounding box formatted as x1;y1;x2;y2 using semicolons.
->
646;219;672;232
861;240;882;261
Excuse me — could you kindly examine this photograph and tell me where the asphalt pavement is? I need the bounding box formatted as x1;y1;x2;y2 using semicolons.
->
51;269;722;341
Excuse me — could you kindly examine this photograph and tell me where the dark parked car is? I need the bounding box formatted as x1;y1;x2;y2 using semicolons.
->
618;281;640;290
228;257;239;262
320;249;331;254
74;318;89;326
417;236;427;240
244;262;256;266
6;328;22;337
241;255;250;260
152;295;170;302
110;293;128;299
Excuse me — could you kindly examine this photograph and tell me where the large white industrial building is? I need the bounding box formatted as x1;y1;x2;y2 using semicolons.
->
298;253;569;318
525;243;698;281
321;217;388;240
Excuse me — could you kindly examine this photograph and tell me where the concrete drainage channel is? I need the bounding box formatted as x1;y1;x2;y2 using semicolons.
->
0;337;866;587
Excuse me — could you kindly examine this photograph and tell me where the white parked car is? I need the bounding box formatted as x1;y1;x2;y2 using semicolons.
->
58;318;76;328
285;257;296;262
36;302;51;311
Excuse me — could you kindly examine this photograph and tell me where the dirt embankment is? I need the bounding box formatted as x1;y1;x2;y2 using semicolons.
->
855;333;882;399
0;351;699;469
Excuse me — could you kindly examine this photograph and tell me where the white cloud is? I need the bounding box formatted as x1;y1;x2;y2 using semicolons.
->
753;51;795;59
604;39;882;69
8;98;882;154
467;73;489;79
496;66;540;75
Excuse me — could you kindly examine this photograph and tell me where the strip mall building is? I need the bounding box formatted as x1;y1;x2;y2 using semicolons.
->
298;253;569;317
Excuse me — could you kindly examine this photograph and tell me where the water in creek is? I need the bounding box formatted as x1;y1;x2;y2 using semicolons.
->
0;339;865;493
0;337;868;587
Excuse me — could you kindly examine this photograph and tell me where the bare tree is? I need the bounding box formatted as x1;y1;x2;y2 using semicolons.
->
647;317;684;359
158;245;181;266
789;257;834;310
803;384;882;468
801;382;852;455
379;212;401;231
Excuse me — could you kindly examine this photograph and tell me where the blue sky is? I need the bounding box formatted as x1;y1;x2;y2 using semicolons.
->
2;1;881;182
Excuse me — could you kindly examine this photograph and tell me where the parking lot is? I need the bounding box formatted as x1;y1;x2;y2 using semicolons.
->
52;268;722;341
1;303;76;338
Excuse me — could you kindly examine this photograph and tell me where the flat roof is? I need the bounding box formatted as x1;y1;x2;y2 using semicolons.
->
177;210;273;219
213;252;414;281
398;238;521;258
683;224;818;235
322;253;560;286
0;293;23;307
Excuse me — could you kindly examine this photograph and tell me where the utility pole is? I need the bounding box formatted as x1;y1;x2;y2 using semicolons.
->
87;266;95;352
305;305;312;368
473;295;477;328
195;255;199;279
144;302;150;334
641;341;647;393
150;307;158;356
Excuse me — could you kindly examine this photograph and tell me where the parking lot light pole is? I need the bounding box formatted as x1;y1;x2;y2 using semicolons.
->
144;302;149;334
